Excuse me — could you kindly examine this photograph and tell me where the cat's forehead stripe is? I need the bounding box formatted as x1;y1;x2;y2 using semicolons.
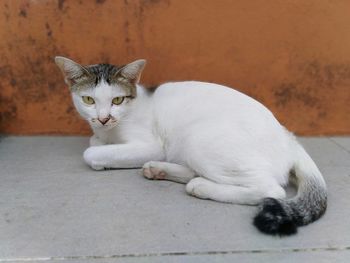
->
76;63;136;97
85;64;124;85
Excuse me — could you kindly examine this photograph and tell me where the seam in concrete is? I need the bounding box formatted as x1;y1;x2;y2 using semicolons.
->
1;246;350;262
328;138;350;156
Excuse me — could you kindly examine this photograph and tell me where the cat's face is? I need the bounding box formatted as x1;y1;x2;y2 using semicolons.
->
55;57;146;130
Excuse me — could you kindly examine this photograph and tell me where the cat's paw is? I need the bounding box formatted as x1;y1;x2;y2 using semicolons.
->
90;162;105;171
83;147;105;171
142;161;167;180
186;178;210;199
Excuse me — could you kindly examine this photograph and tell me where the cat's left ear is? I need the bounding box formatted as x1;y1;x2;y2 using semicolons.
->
116;59;146;84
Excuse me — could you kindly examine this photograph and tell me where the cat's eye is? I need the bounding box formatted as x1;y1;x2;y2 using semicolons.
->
82;96;95;105
112;97;124;105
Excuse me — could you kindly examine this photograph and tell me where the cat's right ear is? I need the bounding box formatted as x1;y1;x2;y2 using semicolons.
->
54;56;91;87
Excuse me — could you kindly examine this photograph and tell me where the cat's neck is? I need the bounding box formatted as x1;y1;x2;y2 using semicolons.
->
136;84;155;97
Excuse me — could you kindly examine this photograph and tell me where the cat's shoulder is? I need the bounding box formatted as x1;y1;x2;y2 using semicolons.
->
153;81;230;94
157;81;222;89
140;81;244;101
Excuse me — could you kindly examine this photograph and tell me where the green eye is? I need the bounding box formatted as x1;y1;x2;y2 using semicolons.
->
82;96;95;105
112;97;124;105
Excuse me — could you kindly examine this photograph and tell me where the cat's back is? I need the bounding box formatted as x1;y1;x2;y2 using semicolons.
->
150;81;290;167
154;81;241;100
150;81;286;141
152;81;273;120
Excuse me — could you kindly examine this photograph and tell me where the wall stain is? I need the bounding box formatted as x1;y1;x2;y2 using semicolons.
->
136;0;171;46
10;78;16;86
274;83;320;108
122;0;137;55
123;20;132;54
274;60;350;123
96;0;107;4
0;95;17;130
66;106;74;114
19;2;30;18
58;0;65;10
4;2;10;21
19;9;27;17
299;60;350;89
0;36;62;106
45;23;53;37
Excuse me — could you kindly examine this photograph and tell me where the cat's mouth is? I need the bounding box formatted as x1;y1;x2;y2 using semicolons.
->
90;117;118;128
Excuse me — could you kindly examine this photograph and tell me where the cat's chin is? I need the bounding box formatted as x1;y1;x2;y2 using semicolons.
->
89;122;117;131
96;125;117;131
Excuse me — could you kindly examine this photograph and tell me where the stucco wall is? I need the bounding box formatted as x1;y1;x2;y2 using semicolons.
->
0;0;349;135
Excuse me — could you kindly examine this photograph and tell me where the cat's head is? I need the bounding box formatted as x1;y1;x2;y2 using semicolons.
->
55;56;146;130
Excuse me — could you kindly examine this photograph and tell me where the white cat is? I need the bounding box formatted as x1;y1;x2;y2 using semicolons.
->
55;56;327;235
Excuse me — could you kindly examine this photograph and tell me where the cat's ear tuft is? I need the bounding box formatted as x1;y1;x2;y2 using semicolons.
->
54;56;91;87
117;59;146;84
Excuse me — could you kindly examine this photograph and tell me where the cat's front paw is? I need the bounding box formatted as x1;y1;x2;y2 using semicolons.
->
142;161;167;180
83;147;105;171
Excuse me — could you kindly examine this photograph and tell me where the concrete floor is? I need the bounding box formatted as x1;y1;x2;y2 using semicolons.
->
0;136;349;263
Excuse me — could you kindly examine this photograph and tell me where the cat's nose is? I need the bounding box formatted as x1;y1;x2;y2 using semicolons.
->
98;117;110;125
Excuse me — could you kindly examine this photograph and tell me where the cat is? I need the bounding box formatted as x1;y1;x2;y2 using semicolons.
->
55;56;327;236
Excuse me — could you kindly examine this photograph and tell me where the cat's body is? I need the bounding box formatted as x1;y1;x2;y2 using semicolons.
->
90;82;292;185
55;57;327;236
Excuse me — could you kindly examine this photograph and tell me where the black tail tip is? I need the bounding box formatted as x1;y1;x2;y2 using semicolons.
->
253;198;297;236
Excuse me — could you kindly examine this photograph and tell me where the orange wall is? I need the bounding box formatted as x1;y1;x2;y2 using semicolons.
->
0;0;349;135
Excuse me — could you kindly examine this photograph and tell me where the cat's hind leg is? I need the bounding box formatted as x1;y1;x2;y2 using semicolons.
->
143;161;197;184
186;177;285;205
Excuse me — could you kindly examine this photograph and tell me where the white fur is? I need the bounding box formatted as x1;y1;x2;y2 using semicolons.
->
78;81;320;205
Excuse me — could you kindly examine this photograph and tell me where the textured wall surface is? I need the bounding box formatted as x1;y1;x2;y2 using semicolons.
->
0;0;349;135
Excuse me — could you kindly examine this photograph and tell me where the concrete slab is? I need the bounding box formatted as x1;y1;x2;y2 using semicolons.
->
330;137;350;155
0;136;349;262
297;137;350;167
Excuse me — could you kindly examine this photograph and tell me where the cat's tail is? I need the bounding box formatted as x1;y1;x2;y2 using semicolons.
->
253;141;327;236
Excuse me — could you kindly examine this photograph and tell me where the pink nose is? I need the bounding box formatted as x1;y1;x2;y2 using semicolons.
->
98;117;110;125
